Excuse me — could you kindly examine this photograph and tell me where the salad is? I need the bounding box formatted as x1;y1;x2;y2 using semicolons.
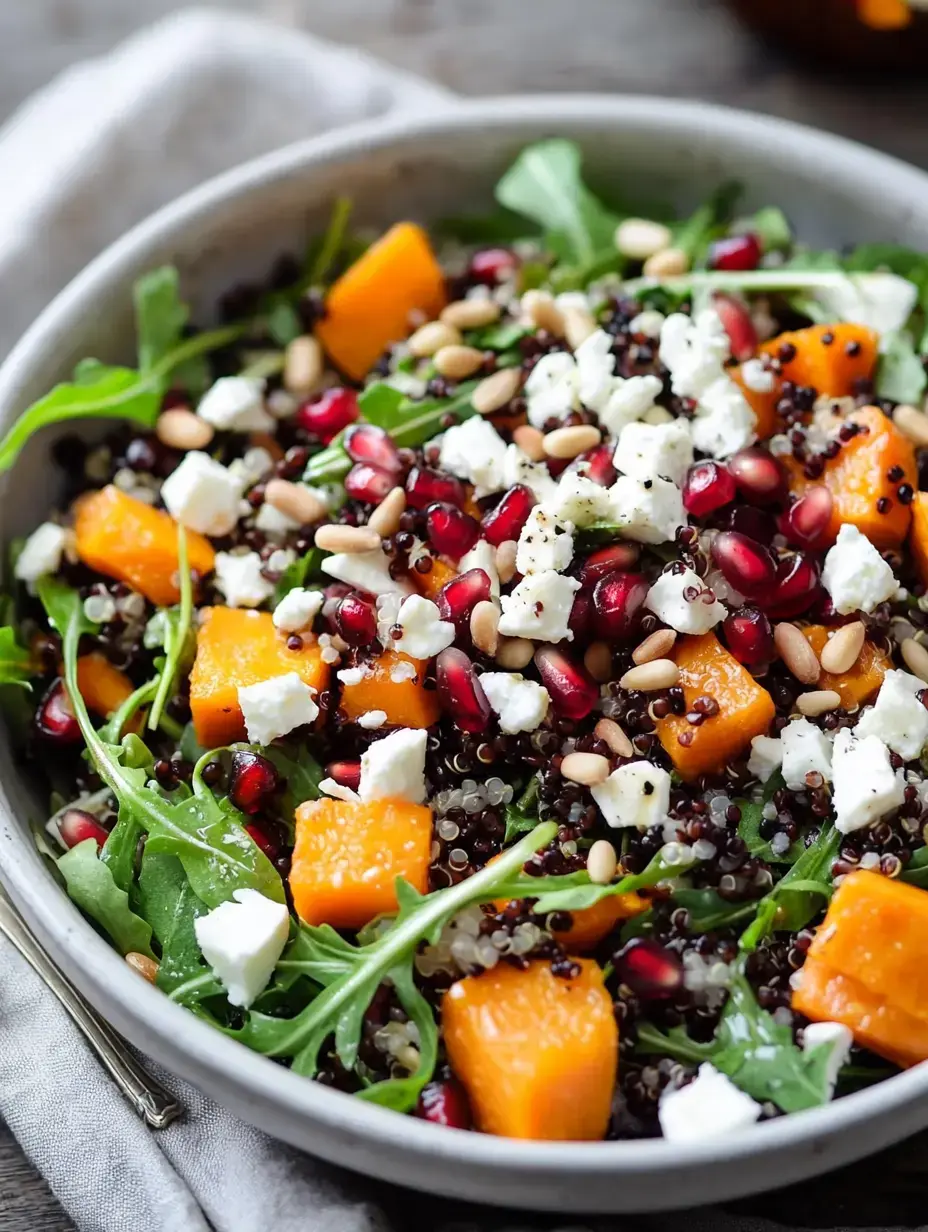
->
4;138;928;1143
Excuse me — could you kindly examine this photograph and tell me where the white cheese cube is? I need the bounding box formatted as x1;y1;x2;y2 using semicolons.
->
501;444;557;503
822;524;897;615
321;549;413;597
747;735;783;784
591;761;671;830
855;668;928;761
161;450;242;537
515;506;574;575
658;1064;761;1143
832;727;905;834
214;551;274;608
392;594;455;659
574;329;618;413
197;376;273;432
357;710;388;729
524;350;579;428
497;571;581;642
608;474;683;544
479;672;550;734
438;416;509;493
691;376;757;459
193;889;290;1009
255;501;300;538
544;471;613;527
802;1021;853;1099
237;672;319;744
645;566;726;635
615;419;693;485
781;717;833;789
629;309;666;339
459;539;500;597
359;727;428;804
659;309;731;399
813;272;918;337
14;522;68;584
740;357;776;393
272;587;323;633
596;374;664;438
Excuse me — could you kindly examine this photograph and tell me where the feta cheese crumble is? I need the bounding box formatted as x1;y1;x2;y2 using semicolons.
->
645;566;726;635
659;310;731;399
438;416;508;493
544;471;613;527
501;443;557;503
459;539;500;597
591;761;672;830
689;375;757;459
802;1022;853;1099
14;522;68;584
359;727;428;804
193;889;290;1008
161;450;242;537
609;474;684;544
197;375;273;432
615;418;693;486
822;524;897;614
214;551;274;608
658;1064;761;1143
515;506;574;575
747;735;783;784
524;350;579;428
855;669;928;761
391;595;455;659
479;672;550;734
272;587;324;633
322;549;413;597
497;571;581;642
237;672;319;744
781;717;833;789
832;727;905;834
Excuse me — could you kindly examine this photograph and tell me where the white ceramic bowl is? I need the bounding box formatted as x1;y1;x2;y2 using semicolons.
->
2;95;928;1213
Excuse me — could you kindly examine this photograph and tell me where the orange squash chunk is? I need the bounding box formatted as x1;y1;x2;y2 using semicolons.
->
339;650;439;729
784;406;916;548
760;323;878;397
74;485;215;607
411;557;457;601
189;607;330;747
443;959;616;1140
656;633;775;781
558;894;648;953
316;222;447;380
801;625;889;709
75;653;137;723
793;871;928;1067
730;364;780;440
909;492;928;588
290;796;432;929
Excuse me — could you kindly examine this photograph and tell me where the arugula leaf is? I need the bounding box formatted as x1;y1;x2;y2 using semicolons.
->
148;527;194;731
672;181;741;266
136;849;218;1000
0;627;33;689
503;776;540;843
575;521;624;550
665;888;759;933
439;208;538;245
876;331;928;404
249;742;323;835
466;321;529;351
133;266;198;382
273;547;328;605
265;302;303;348
307;197;353;287
902;844;928;887
58;838;155;957
741;205;791;253
736;772;805;864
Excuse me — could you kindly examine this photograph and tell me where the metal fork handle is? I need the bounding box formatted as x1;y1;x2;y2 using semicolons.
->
0;892;183;1129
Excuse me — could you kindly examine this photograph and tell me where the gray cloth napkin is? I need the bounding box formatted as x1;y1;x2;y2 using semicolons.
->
0;10;901;1232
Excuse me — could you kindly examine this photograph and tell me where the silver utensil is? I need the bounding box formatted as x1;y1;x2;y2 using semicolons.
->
0;889;183;1129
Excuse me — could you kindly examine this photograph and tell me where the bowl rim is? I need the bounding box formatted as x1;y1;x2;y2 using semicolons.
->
4;90;928;1189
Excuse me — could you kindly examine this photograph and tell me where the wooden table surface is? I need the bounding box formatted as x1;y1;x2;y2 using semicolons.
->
4;1;928;1229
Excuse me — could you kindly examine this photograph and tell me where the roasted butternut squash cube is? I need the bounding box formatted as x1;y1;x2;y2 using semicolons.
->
908;492;928;588
730;364;780;440
801;625;890;709
558;893;648;953
290;796;432;928
656;632;775;781
75;653;137;724
760;323;878;398
189;607;330;747
339;650;439;729
74;485;215;607
443;959;616;1140
411;557;457;602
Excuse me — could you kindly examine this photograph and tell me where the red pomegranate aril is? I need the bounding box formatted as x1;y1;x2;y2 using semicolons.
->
344;462;396;504
722;605;774;667
574;443;617;488
728;447;787;506
708;233;762;272
326;760;362;792
726;505;777;545
344;423;402;474
710;532;777;598
296;387;359;443
481;485;535;546
613;939;683;999
406;466;465;511
761;552;822;620
781;486;833;547
426;502;480;559
438;568;492;633
229;750;280;815
712;292;758;362
58;809;109;851
591;571;650;642
334;593;378;646
416;1078;472;1129
534;646;599;720
682;460;736;518
568;591;592;642
35;679;80;743
436;648;491;733
581;543;641;583
468;247;518;286
245;820;281;862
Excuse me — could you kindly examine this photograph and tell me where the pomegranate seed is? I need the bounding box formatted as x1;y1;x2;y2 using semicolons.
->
406;466;465;511
334;593;378;646
573;443;617;488
613;939;683;999
35;679;80;744
534;646;599;720
761;552;821;620
710;532;777;598
58;809;109;850
245;820;281;862
728;447;787;506
229;751;279;815
726;505;776;544
344;423;402;474
709;233;761;272
712;292;758;361
438;568;492;635
781;486;833;547
591;571;650;641
682;460;736;518
296;387;359;443
344;462;396;504
568;591;592;642
416;1078;472;1128
436;648;491;733
468;248;518;286
482;485;535;546
581;543;641;583
322;582;353;630
723;606;774;667
426;502;480;559
326;760;361;792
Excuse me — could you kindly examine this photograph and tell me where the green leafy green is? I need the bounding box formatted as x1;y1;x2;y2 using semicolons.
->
250;742;323;836
273;547;328;605
742;205;791;253
58;838;155;957
503;776;540;843
136;849;218;1000
876;331;927;404
0;627;34;689
307;197;353;287
672;181;741;265
147;526;194;732
133;265;207;393
736;773;805;864
575;521;624;550
465;321;529;351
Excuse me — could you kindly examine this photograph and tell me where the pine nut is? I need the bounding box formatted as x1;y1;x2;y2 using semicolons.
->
819;621;865;675
368;486;406;537
643;247;689;278
902;637;928;683
543;424;602;459
495;540;518;584
632;628;677;665
495;636;534;669
408;320;461;357
615;218;673;261
584;641;613;683
283;335;323;394
560;751;611;787
586;839;618;885
563;305;597;350
774;622;820;685
472;367;523;415
521;290;565;336
470;600;500;656
894;403;928;447
126;952;159;983
797;689;842;717
620;659;679;691
440;298;501;330
512;424;546;461
156;408;214;451
433;344;485;380
264;478;327;526
642;405;674;426
594;717;634;758
314;524;382;553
